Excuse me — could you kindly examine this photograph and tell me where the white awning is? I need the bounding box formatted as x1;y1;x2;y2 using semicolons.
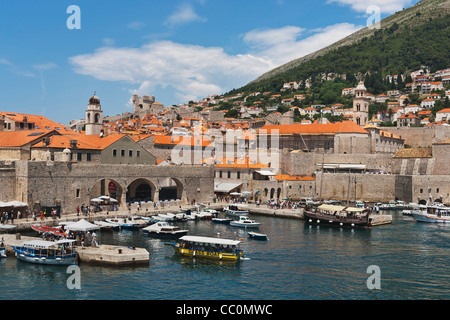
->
255;170;276;176
316;163;366;170
214;182;242;193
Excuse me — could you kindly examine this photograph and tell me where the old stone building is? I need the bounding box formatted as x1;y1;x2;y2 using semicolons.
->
132;94;165;118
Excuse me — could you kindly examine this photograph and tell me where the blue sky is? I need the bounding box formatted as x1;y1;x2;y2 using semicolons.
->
0;0;420;124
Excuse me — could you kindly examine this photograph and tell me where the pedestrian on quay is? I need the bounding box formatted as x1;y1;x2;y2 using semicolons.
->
76;206;80;216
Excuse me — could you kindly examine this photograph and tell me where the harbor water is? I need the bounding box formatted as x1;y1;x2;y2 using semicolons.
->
0;210;449;300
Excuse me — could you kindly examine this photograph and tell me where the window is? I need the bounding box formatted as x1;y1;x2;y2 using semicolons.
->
219;171;222;178
113;149;117;157
77;153;82;161
227;171;231;178
129;150;133;157
237;172;240;179
420;189;423;193
86;153;91;161
121;150;125;157
137;151;140;157
76;189;80;198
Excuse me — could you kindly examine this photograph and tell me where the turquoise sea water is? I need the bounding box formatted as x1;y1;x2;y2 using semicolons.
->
0;211;449;300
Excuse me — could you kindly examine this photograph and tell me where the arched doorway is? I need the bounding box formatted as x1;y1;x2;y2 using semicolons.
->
127;178;156;203
159;178;183;201
90;179;123;203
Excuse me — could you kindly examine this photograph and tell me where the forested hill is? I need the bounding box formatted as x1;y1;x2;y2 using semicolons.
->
231;0;450;94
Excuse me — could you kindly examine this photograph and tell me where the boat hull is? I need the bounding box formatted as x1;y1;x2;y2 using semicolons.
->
211;218;232;224
411;212;450;223
169;244;243;261
142;230;188;239
230;222;260;228
248;232;268;241
14;248;76;265
304;210;371;229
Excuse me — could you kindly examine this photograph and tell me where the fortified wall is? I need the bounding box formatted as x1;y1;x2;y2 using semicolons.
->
380;125;450;148
8;161;214;214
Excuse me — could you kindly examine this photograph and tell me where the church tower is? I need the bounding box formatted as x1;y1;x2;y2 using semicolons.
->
352;81;369;126
85;93;104;136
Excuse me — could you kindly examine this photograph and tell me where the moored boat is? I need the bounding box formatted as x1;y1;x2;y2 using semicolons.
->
247;232;268;241
211;217;232;224
224;204;249;217
168;235;246;261
411;204;450;223
13;239;77;265
304;204;372;228
0;241;6;258
230;216;260;228
142;221;188;239
31;224;68;237
105;217;143;229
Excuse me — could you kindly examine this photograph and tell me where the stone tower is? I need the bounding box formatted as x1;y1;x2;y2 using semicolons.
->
352;81;369;126
85;93;103;135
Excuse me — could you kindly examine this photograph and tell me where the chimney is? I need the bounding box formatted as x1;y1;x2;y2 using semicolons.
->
42;137;50;147
70;139;78;148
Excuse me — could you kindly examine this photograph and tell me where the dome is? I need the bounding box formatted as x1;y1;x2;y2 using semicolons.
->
89;94;100;105
355;81;366;91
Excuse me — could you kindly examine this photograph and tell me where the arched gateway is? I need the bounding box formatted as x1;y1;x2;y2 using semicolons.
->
18;162;214;214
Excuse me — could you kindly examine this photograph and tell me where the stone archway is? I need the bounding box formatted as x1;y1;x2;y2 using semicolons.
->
90;178;124;203
126;178;157;203
158;177;184;202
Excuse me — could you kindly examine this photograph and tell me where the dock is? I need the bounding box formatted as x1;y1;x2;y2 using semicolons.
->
76;245;149;266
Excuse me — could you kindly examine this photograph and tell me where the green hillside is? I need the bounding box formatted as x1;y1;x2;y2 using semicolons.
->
231;0;450;95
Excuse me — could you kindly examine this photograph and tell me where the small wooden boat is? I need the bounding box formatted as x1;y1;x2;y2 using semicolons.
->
304;204;372;229
31;224;67;237
211;217;232;224
168;235;246;261
13;239;77;265
247;232;268;241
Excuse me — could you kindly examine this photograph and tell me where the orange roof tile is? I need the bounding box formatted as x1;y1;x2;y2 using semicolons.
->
260;121;368;135
274;175;315;181
0;130;58;147
32;133;126;150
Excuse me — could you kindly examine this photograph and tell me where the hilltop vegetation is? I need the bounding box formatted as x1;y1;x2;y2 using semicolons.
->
230;0;450;95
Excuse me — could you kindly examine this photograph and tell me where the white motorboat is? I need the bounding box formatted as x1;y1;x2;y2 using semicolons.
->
142;222;188;239
230;216;260;228
411;204;450;223
157;213;175;221
105;217;142;229
402;203;426;216
225;204;249;216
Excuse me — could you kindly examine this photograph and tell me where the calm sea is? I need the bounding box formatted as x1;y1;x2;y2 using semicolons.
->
0;210;449;300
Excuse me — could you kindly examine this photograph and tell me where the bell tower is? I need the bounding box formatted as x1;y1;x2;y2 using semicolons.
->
352;81;369;126
85;92;104;136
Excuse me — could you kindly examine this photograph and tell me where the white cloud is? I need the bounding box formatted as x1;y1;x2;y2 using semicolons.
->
69;41;273;104
0;58;11;65
165;3;206;27
127;21;145;30
69;22;362;104
33;62;58;71
243;23;362;66
327;0;415;14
